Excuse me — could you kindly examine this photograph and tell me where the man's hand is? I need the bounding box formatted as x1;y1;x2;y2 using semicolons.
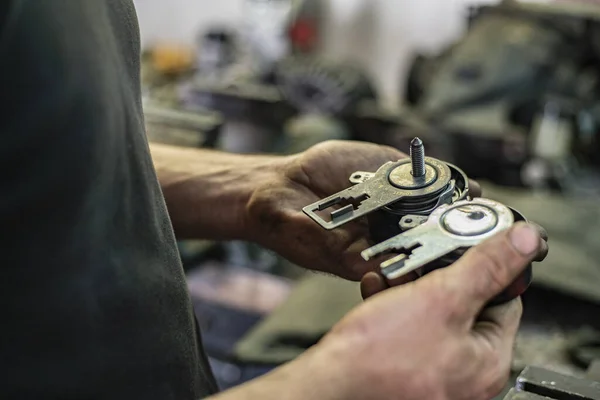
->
322;223;541;400
152;140;482;280
210;223;541;400
245;140;480;281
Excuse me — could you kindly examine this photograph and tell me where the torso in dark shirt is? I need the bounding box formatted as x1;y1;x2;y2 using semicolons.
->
0;1;216;398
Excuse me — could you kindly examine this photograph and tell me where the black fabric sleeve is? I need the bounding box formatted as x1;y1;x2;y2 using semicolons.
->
0;2;219;397
0;1;107;260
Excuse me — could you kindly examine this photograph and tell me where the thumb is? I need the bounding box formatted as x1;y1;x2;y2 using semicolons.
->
420;222;540;323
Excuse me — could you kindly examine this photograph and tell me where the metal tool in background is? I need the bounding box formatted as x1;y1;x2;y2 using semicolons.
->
182;54;380;154
241;0;322;78
195;27;237;83
503;366;600;400
184;55;378;121
274;55;377;117
143;101;223;148
303;138;469;242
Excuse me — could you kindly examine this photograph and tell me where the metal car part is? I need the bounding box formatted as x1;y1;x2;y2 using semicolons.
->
403;0;600;189
142;101;223;148
363;198;532;305
362;198;514;280
302;138;469;233
274;55;377;116
503;366;600;400
196;28;237;81
302;157;450;230
399;215;429;231
242;0;322;74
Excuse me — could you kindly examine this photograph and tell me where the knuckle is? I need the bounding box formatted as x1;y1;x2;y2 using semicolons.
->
381;144;406;158
440;295;464;322
312;140;344;153
284;157;312;184
320;139;343;147
246;188;289;234
246;191;274;221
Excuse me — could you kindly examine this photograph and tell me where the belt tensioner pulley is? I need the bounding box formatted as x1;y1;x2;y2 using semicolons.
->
303;138;532;305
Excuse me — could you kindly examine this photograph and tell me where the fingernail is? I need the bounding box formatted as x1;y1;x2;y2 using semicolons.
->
510;223;540;255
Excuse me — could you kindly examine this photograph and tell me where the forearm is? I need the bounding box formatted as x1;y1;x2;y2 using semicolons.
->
207;341;356;400
150;143;286;240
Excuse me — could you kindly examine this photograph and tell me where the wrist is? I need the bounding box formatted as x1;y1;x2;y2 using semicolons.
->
237;154;298;242
295;337;360;400
225;153;291;240
220;338;359;400
186;153;285;240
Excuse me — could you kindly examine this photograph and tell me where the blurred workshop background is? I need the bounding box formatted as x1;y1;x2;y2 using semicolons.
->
135;0;600;398
137;0;514;107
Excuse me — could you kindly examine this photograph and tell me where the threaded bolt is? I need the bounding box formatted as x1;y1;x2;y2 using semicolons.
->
410;137;426;178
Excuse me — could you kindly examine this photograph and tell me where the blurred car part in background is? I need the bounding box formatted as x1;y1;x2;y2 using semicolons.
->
143;101;223;148
242;0;322;77
404;0;600;192
150;44;195;76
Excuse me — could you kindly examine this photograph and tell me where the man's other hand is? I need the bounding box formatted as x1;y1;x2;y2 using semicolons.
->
210;223;541;400
319;222;541;400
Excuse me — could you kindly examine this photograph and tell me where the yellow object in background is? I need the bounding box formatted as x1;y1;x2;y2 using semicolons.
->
151;44;194;75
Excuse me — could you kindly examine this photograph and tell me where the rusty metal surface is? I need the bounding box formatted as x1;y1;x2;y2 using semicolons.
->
495;285;600;399
504;388;552;400
515;366;600;400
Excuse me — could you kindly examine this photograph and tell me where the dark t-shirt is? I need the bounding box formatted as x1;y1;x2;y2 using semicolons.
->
0;1;217;398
